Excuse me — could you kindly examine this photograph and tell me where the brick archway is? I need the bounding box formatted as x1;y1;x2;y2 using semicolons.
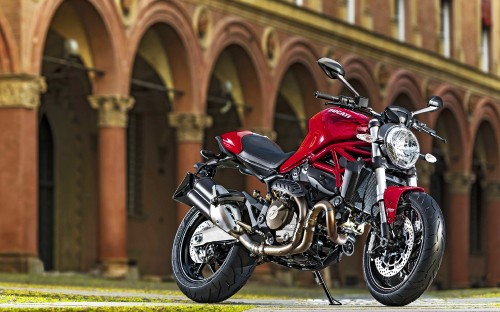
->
334;54;381;111
0;10;18;73
29;0;126;94
127;0;201;112
271;37;325;122
384;70;423;111
470;100;500;287
202;17;269;128
469;99;500;179
428;85;469;171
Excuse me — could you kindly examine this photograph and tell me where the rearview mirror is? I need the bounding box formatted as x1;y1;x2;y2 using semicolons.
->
317;57;345;79
427;96;443;109
411;96;444;118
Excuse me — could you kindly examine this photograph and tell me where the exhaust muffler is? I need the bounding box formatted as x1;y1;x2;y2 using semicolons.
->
173;172;217;220
174;173;347;257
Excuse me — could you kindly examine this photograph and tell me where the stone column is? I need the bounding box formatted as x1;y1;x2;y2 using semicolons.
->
0;74;46;273
444;171;475;288
485;181;500;287
168;112;212;225
416;161;435;191
89;95;134;278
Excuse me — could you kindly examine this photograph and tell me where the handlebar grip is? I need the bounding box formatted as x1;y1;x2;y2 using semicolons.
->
314;91;339;102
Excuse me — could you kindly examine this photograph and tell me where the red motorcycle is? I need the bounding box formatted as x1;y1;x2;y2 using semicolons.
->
172;58;445;306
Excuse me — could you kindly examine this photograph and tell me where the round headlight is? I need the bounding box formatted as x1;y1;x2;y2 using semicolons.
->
384;126;420;170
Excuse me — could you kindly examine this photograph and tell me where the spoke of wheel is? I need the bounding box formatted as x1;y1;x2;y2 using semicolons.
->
195;263;206;277
208;262;217;274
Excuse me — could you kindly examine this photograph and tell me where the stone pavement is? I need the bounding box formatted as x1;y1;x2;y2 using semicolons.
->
0;285;497;311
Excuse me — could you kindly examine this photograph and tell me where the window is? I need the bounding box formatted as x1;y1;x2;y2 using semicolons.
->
395;0;405;41
347;0;355;24
481;0;491;72
441;0;451;58
481;26;490;72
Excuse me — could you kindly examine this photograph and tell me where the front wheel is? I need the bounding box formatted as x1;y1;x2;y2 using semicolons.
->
363;192;445;306
171;207;257;303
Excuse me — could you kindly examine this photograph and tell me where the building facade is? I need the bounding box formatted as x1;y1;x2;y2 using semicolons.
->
0;0;498;288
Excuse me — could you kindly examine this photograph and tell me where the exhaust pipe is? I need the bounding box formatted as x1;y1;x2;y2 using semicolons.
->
173;173;217;220
174;173;347;257
236;200;347;256
173;173;244;233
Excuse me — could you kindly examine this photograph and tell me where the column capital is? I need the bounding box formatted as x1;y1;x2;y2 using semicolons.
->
168;112;212;143
251;127;277;141
0;74;46;109
444;171;476;194
416;161;435;186
88;95;135;128
485;181;500;200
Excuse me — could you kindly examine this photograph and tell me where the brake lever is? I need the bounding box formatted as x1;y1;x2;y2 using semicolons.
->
429;132;447;143
413;121;446;142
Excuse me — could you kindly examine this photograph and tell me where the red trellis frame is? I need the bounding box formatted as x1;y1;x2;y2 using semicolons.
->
309;141;372;188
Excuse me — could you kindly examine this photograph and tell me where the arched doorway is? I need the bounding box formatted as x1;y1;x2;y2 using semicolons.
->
38;115;54;271
429;106;467;288
38;0;109;272
469;121;498;286
390;93;416;111
127;24;177;277
204;46;253;191
274;63;313;152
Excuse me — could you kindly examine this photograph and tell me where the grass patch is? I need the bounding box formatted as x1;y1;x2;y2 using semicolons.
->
0;289;175;304
0;273;369;300
0;273;180;293
0;305;254;312
0;287;255;311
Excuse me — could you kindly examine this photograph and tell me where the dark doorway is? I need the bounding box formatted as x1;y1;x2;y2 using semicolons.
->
127;49;177;276
204;76;244;191
39;29;98;271
274;94;304;152
38;115;55;271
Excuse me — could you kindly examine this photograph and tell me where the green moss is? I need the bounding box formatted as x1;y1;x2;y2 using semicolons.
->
0;289;177;304
0;273;181;293
0;305;254;312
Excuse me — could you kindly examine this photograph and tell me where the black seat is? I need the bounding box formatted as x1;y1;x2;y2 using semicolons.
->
237;134;294;175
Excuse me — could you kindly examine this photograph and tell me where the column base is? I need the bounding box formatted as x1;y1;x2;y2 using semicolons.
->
100;259;129;279
485;278;500;288
0;254;44;274
448;281;470;289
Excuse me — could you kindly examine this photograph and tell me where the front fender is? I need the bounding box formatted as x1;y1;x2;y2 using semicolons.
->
384;186;425;223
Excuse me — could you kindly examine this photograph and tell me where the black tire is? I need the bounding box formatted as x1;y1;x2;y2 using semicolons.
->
171;207;257;303
363;192;445;306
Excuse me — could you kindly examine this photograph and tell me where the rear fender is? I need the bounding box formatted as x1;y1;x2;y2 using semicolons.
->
384;186;425;223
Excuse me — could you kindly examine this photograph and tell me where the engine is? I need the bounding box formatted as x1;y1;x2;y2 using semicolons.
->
266;198;298;244
264;180;342;270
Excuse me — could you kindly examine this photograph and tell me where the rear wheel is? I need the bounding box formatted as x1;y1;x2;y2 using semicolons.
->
363;192;445;306
172;207;256;303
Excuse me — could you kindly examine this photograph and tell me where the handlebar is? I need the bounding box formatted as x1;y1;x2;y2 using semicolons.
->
314;91;356;106
314;91;339;102
413;120;446;142
315;91;381;118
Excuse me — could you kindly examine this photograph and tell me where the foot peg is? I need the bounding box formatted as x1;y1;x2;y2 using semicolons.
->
313;270;342;305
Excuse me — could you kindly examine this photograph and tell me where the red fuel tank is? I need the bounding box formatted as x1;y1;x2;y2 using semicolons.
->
280;108;370;173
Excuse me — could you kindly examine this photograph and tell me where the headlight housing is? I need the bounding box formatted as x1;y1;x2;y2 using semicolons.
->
384;126;420;170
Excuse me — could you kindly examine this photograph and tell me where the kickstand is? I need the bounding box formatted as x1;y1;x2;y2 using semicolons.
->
313;270;342;305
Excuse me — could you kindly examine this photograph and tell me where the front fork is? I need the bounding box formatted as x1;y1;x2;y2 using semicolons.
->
369;120;420;245
369;120;391;243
